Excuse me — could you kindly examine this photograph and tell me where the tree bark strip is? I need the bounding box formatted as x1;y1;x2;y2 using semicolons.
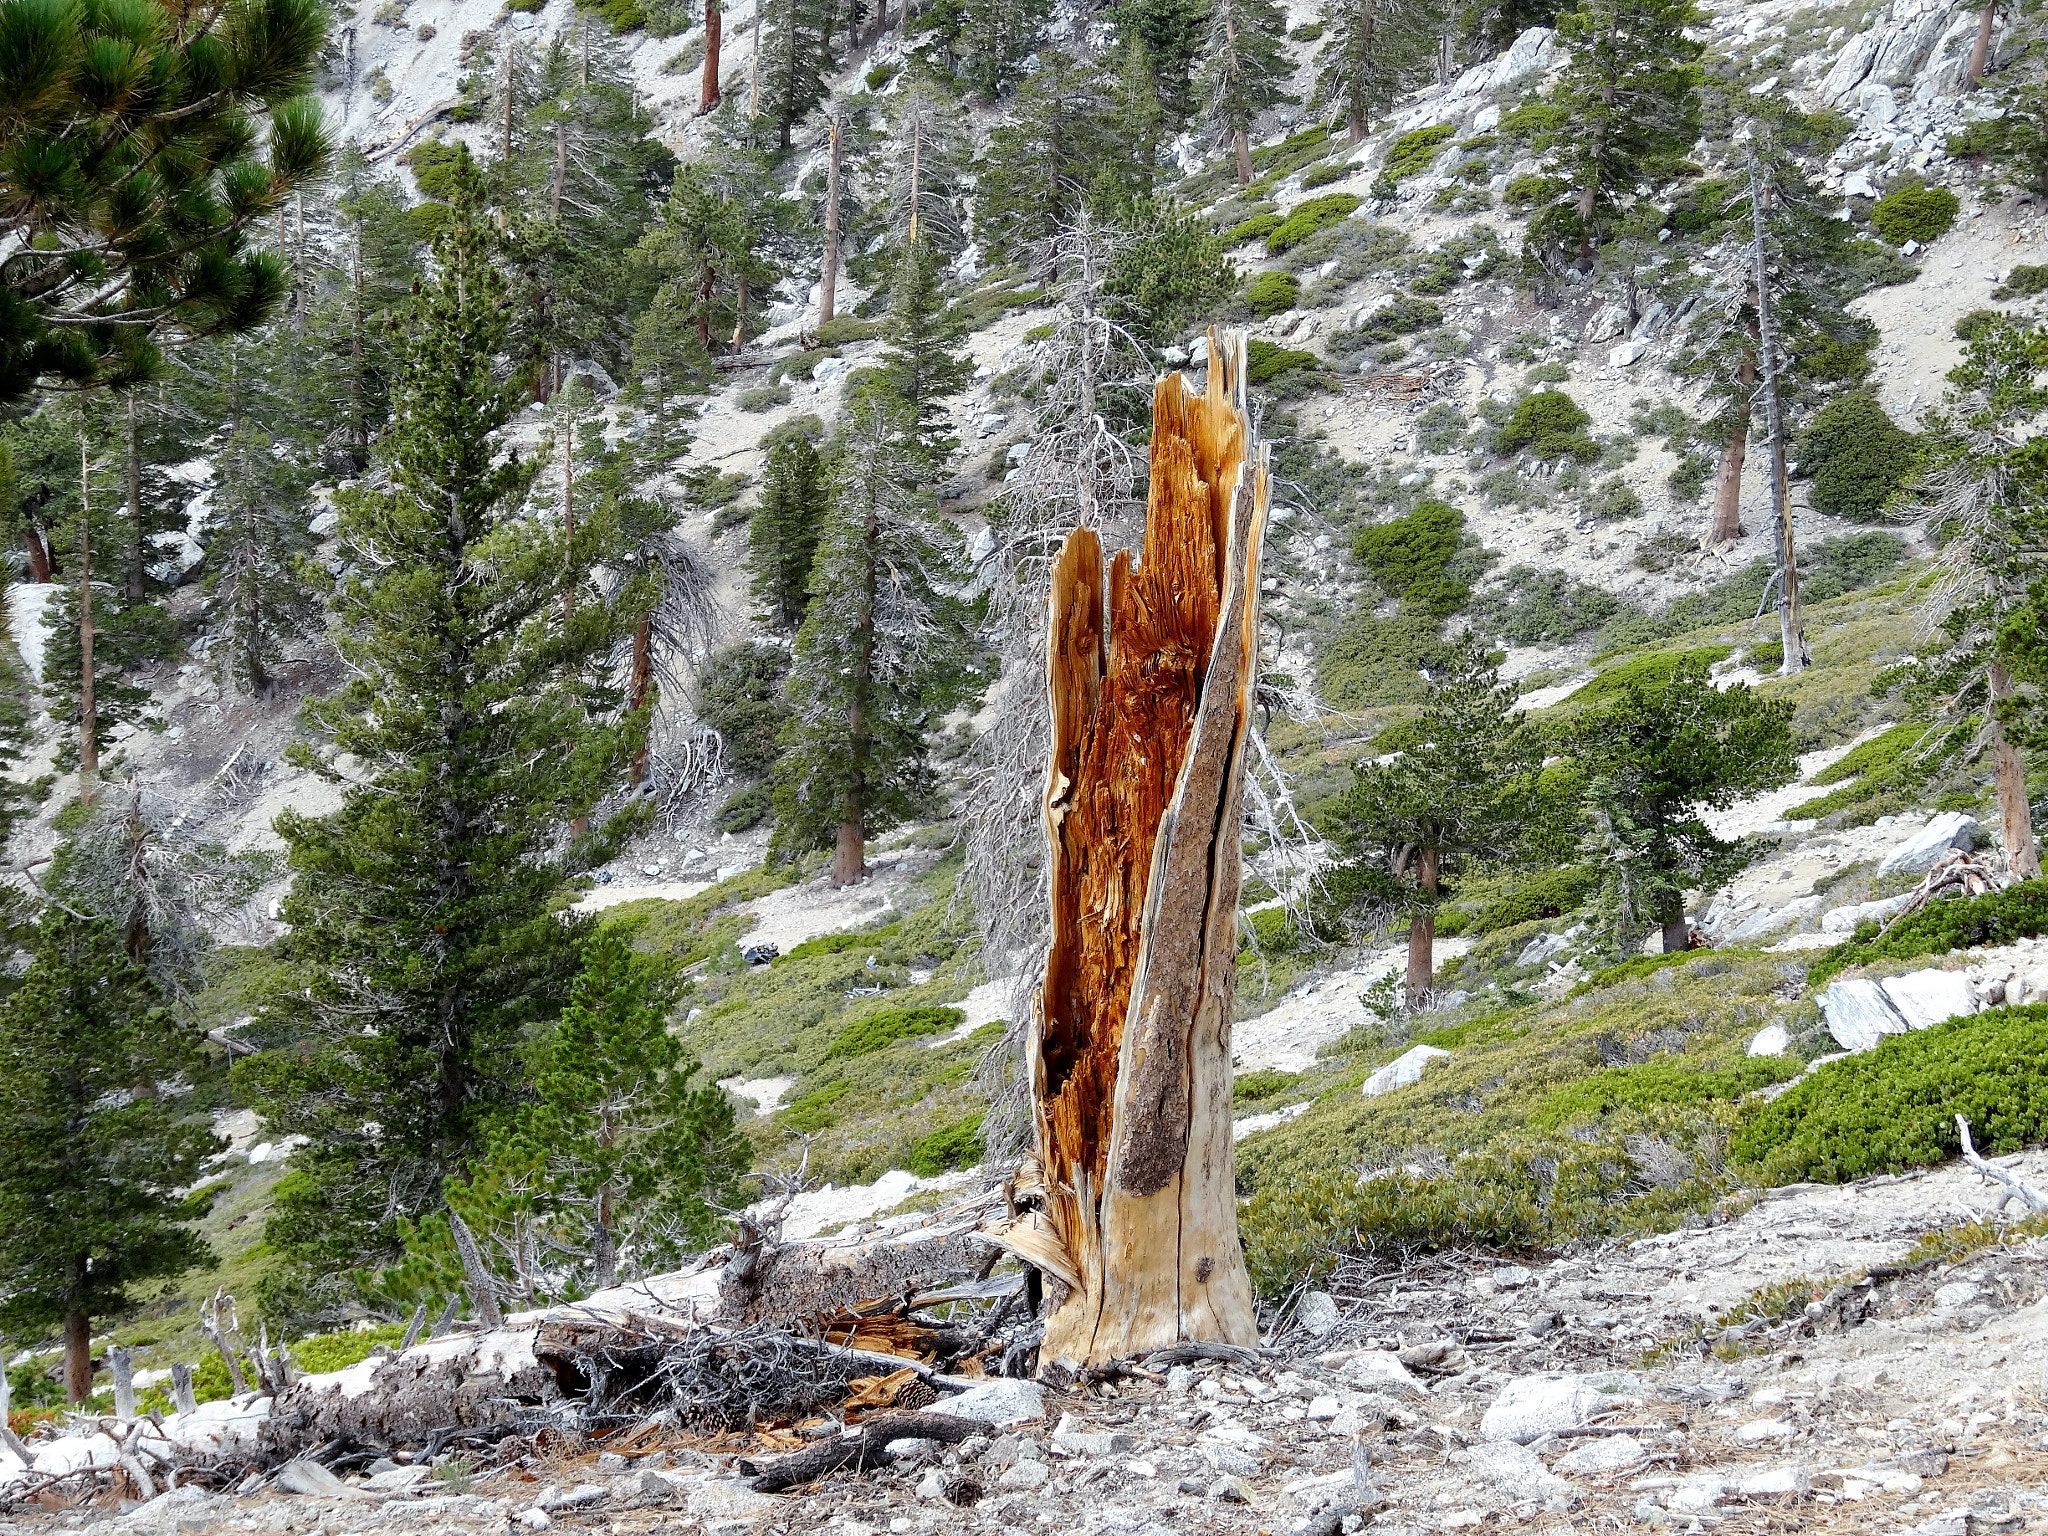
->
1989;662;2040;879
700;0;723;114
1010;330;1266;1372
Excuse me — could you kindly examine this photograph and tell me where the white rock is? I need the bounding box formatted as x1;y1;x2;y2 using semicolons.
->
1608;339;1649;368
274;1460;365;1498
1341;1351;1431;1398
1307;1395;1343;1421
1818;977;1909;1052
515;1509;552;1531
1466;1440;1574;1502
1747;1023;1790;1057
1472;103;1501;131
1492;1264;1532;1288
1880;969;1978;1029
1363;1044;1451;1097
1488;26;1559;89
1859;81;1900;125
811;355;848;384
309;508;340;537
1821;890;1915;932
915;1469;946;1501
1583;304;1628;343
1842;166;1879;199
1556;1434;1647;1474
1199;1443;1263;1479
686;1481;775;1522
1877;811;1979;875
1933;1280;1982;1308
1298;1290;1342;1336
1733;1465;1812;1499
999;1458;1051;1490
929;1378;1047;1426
1480;1373;1640;1444
1167;1365;1194;1393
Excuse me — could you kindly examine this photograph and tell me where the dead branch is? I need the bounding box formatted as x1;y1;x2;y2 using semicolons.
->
1957;1115;2048;1213
1880;849;2008;933
739;1411;979;1493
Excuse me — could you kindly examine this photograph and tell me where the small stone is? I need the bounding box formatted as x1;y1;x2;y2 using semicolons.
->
1491;1265;1532;1290
1177;1478;1205;1495
1298;1290;1342;1337
515;1509;551;1531
597;1452;629;1471
997;1459;1049;1491
633;1470;676;1504
1307;1395;1342;1421
1555;1434;1646;1474
1166;1365;1194;1394
916;1469;946;1501
930;1378;1048;1427
886;1437;940;1461
1933;1281;1982;1309
1208;1474;1254;1503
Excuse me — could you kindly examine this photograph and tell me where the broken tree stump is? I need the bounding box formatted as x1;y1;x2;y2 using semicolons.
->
1007;329;1268;1370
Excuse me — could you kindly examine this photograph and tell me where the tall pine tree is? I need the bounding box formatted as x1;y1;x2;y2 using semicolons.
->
772;402;976;886
233;154;651;1321
750;432;830;631
1313;0;1442;142
0;916;218;1402
1199;0;1293;184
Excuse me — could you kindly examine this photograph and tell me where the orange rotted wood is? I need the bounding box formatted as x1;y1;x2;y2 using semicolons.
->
1026;330;1268;1369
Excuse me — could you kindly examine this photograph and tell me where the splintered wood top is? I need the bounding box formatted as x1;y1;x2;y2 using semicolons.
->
1039;335;1252;1201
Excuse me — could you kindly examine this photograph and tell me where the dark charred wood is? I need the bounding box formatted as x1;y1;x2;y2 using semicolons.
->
740;1412;979;1493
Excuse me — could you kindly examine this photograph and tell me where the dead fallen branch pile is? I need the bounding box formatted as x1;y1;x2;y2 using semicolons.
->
737;1411;981;1493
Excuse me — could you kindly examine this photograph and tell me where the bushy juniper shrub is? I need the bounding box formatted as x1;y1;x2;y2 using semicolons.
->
1317;612;1459;707
1494;389;1597;461
1870;180;1960;244
1303;160;1359;189
1227;212;1284;247
1732;1004;2048;1181
905;1111;984;1175
814;315;887;345
1956;307;2004;340
824;1006;964;1060
1247;270;1301;317
1246;338;1320;385
1503;173;1566;208
1469;864;1603;935
1531;1057;1799;1132
1588;476;1644;520
1353;499;1472;615
698;642;791;777
715;783;775;833
1416;401;1467;453
1267;194;1364;253
1994;263;2048;299
1665;177;1740;233
1468;566;1624;645
1371;125;1456;198
1807;879;2048;988
1784;717;1957;820
1234;1068;1305;1104
1564;646;1734;706
1328;295;1444;349
1570;946;1719;996
1793;394;1919;520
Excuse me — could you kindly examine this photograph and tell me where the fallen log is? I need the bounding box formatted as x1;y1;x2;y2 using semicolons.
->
996;329;1268;1371
739;1411;980;1493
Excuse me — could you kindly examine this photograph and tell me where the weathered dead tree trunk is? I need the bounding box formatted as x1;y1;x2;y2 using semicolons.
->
1010;331;1266;1372
1989;662;2041;879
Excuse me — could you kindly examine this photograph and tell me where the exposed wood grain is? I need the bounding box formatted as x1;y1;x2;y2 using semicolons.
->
1023;330;1268;1369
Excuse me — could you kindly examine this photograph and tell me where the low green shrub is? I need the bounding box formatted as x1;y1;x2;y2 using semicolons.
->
1665;177;1739;234
1353;499;1470;616
1287;20;1323;38
1808;878;2048;988
1468;565;1621;645
292;1323;407;1374
1870;181;1959;244
1244;906;1307;955
1806;719;1930;788
1303;161;1359;189
715;784;774;833
814;315;886;345
1247;270;1301;317
905;1111;984;1176
1571;946;1717;995
1370;124;1455;198
1246;338;1320;385
1497;100;1568;140
1733;1005;2048;1182
1494;389;1597;461
1341;294;1444;346
1227;212;1284;247
1316;611;1459;707
1234;1068;1304;1104
1563;646;1733;705
1956;307;2005;340
1994;263;2048;299
1267;194;1363;253
738;382;791;411
777;1079;852;1132
1531;1057;1799;1132
864;60;900;89
1503;173;1566;208
1793;394;1919;521
1588;477;1644;521
1470;864;1602;934
1415;400;1467;453
824;1005;965;1060
783;924;902;962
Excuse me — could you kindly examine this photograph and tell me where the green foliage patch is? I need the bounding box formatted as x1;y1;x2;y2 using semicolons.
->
824;1006;965;1059
1530;1056;1799;1132
906;1112;984;1176
1870;181;1959;244
1733;1005;2048;1182
1470;864;1603;935
1371;125;1455;198
1227;212;1284;247
1562;646;1733;706
1807;879;2048;988
1994;263;2048;299
1246;338;1321;385
1353;499;1472;615
1493;389;1597;461
1793;394;1919;521
1246;270;1301;317
1266;194;1364;253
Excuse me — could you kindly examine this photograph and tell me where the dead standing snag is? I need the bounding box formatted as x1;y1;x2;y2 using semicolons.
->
1000;331;1268;1371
